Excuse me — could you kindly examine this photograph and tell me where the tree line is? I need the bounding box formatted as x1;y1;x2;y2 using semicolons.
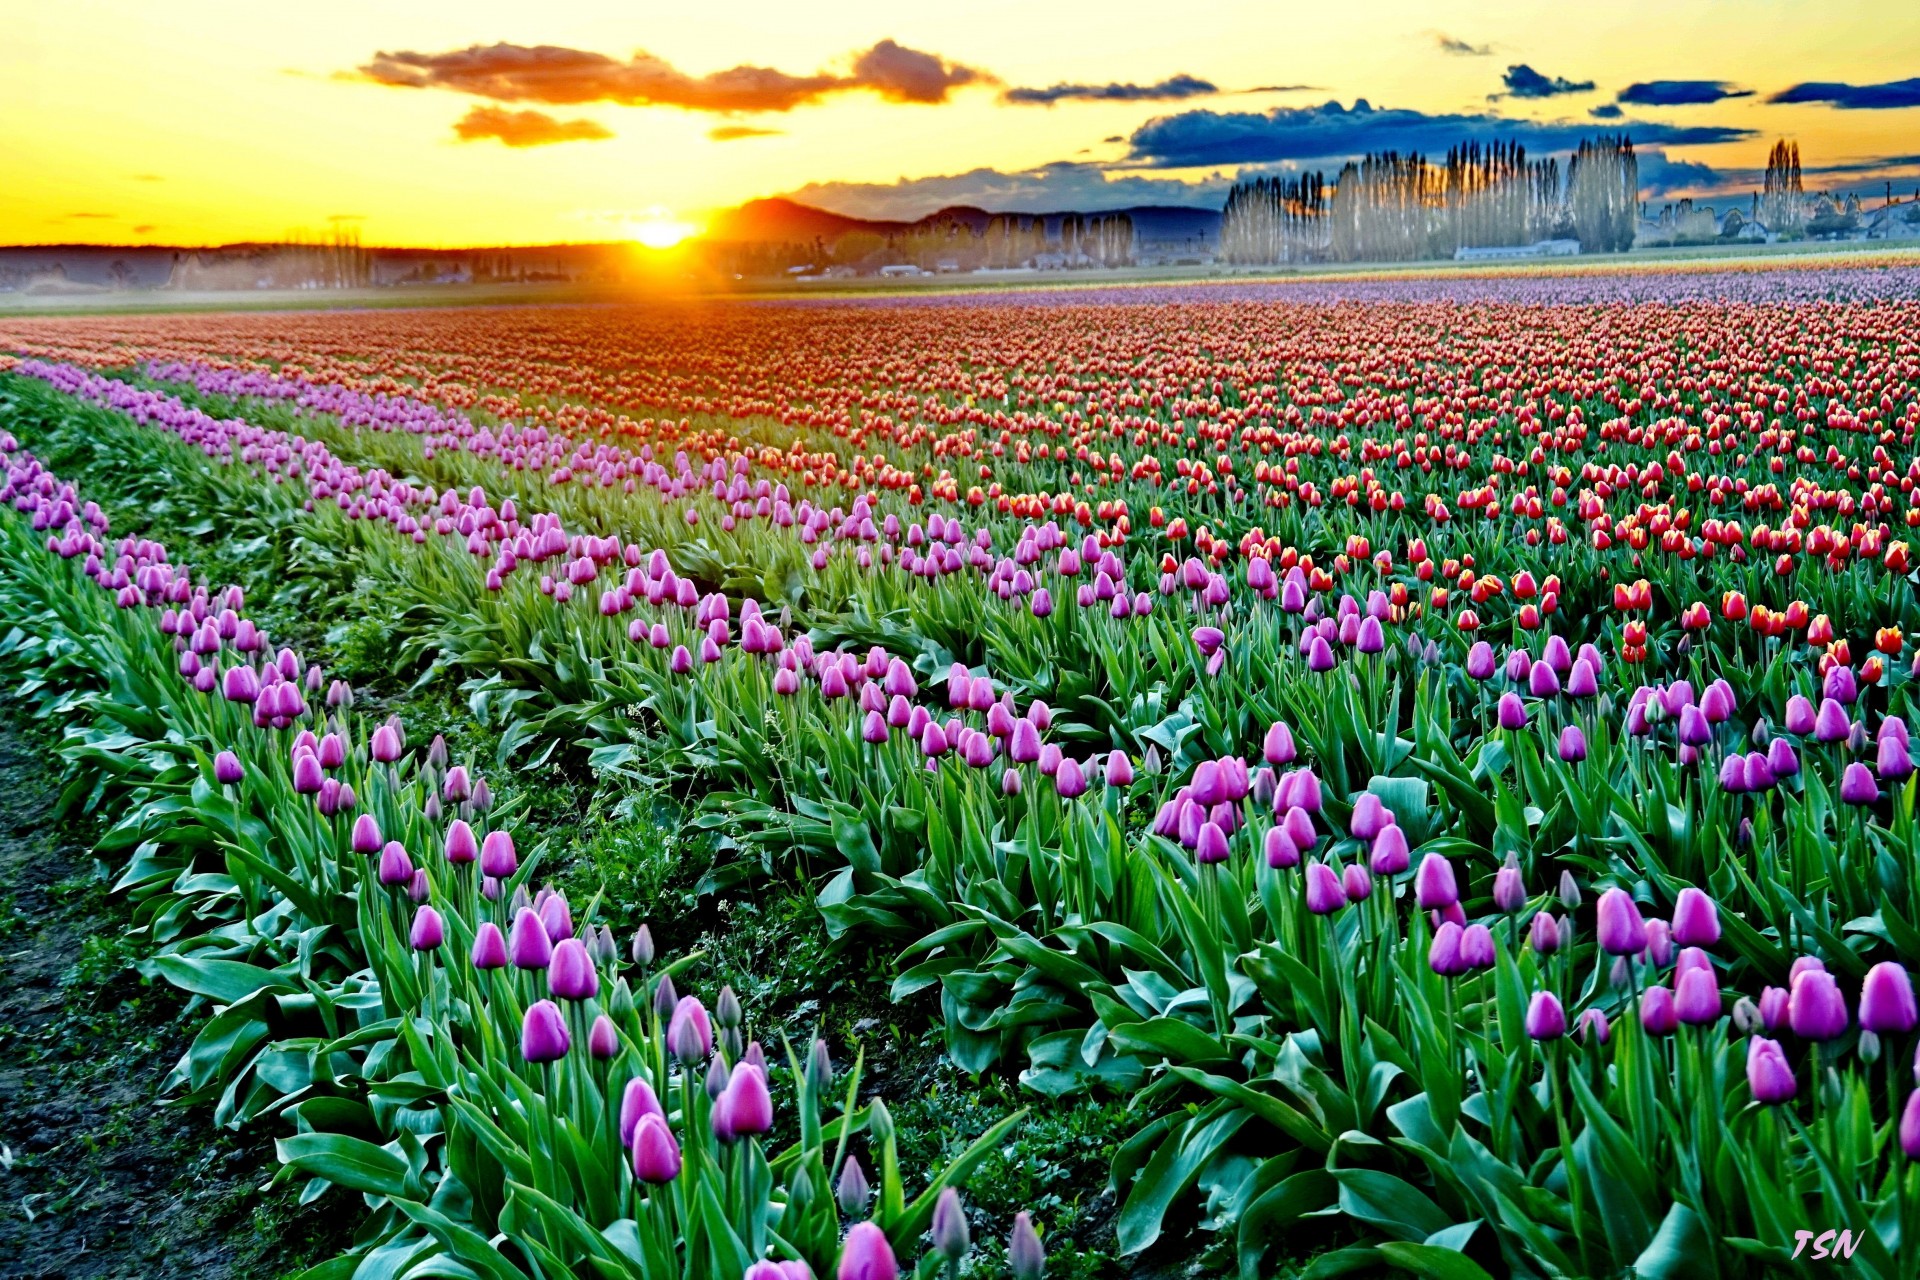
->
1221;136;1638;264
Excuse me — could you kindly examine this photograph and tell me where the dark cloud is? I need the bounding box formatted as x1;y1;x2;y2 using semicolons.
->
1495;64;1595;100
1002;74;1217;105
1616;80;1753;106
1801;152;1920;176
452;106;613;146
132;224;157;234
357;39;987;113
1434;33;1493;57
710;125;783;141
850;39;989;103
1245;84;1321;94
784;162;1235;220
1768;77;1920;110
1636;149;1729;196
1590;103;1623;119
1125;98;1755;167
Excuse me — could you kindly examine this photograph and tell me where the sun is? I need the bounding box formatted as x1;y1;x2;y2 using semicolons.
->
622;209;701;250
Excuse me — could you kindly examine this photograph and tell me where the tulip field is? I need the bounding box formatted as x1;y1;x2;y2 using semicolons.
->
7;255;1920;1279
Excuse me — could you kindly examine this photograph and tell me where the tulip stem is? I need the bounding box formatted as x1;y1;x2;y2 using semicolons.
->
1549;1044;1595;1278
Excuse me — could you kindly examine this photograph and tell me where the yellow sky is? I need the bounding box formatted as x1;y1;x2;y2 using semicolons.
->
3;0;1917;245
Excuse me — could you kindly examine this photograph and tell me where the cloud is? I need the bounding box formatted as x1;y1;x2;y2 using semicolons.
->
1616;80;1753;107
357;39;987;114
132;224;157;234
1768;77;1920;110
1245;84;1322;94
849;39;989;103
1002;73;1218;105
1125;98;1755;167
452;105;613;146
67;212;115;219
710;125;782;141
784;161;1235;220
1433;33;1493;57
1590;104;1623;119
1636;148;1731;196
1495;64;1595;100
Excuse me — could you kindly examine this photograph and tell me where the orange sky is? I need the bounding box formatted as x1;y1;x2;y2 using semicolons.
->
3;0;1917;246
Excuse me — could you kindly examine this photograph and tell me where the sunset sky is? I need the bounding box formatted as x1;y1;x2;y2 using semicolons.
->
5;0;1918;246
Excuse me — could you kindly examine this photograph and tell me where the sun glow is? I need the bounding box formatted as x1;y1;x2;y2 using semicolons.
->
622;209;701;250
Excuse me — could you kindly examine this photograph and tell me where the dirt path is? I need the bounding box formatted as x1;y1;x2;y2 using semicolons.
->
0;711;352;1280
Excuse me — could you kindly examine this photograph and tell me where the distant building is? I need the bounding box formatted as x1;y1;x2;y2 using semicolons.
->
1453;239;1581;261
877;264;924;277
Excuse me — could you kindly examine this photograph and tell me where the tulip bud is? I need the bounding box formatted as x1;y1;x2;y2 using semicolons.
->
1008;1212;1046;1280
868;1096;894;1143
630;924;655;968
932;1187;970;1262
835;1155;870;1215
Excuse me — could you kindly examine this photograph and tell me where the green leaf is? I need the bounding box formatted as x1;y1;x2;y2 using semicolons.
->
1378;1241;1496;1280
276;1133;410;1198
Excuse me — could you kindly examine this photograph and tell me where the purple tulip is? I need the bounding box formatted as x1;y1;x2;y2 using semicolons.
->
214;750;245;785
1566;659;1598;698
350;814;382;855
291;752;324;795
1429;922;1467;977
631;1112;681;1184
521;999;570;1063
1497;692;1528;730
1746;1036;1797;1104
1577;1008;1610;1044
1264;825;1300;869
548;938;600;1001
1263;722;1297;766
1054;758;1088;799
836;1156;870;1215
931;1187;971;1263
471;922;508;970
1789;969;1849;1041
1640;985;1678;1036
377;841;413;887
1304;861;1347;914
538;892;574;941
1841;762;1880;806
1008;1212;1046;1280
1414;853;1458;910
724;1063;774;1135
669;995;714;1064
410;905;444;951
1669;888;1720;947
1596;888;1648;955
1525;992;1566;1039
588;1015;619;1061
509;907;554;970
1860;962;1918;1034
1341;863;1373;902
837;1221;900;1280
1195;822;1230;865
620;1077;664;1146
1105;751;1134;788
1881;735;1915;782
1900;1091;1920;1158
1369;824;1410;875
1758;985;1790;1031
1557;726;1587;763
1530;911;1561;954
1466;641;1496;680
1674;969;1721;1025
1784;695;1816;735
1459;924;1496;970
1349;793;1390;842
1815;698;1851;743
1493;861;1525;913
444;819;478;865
480;830;517;878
